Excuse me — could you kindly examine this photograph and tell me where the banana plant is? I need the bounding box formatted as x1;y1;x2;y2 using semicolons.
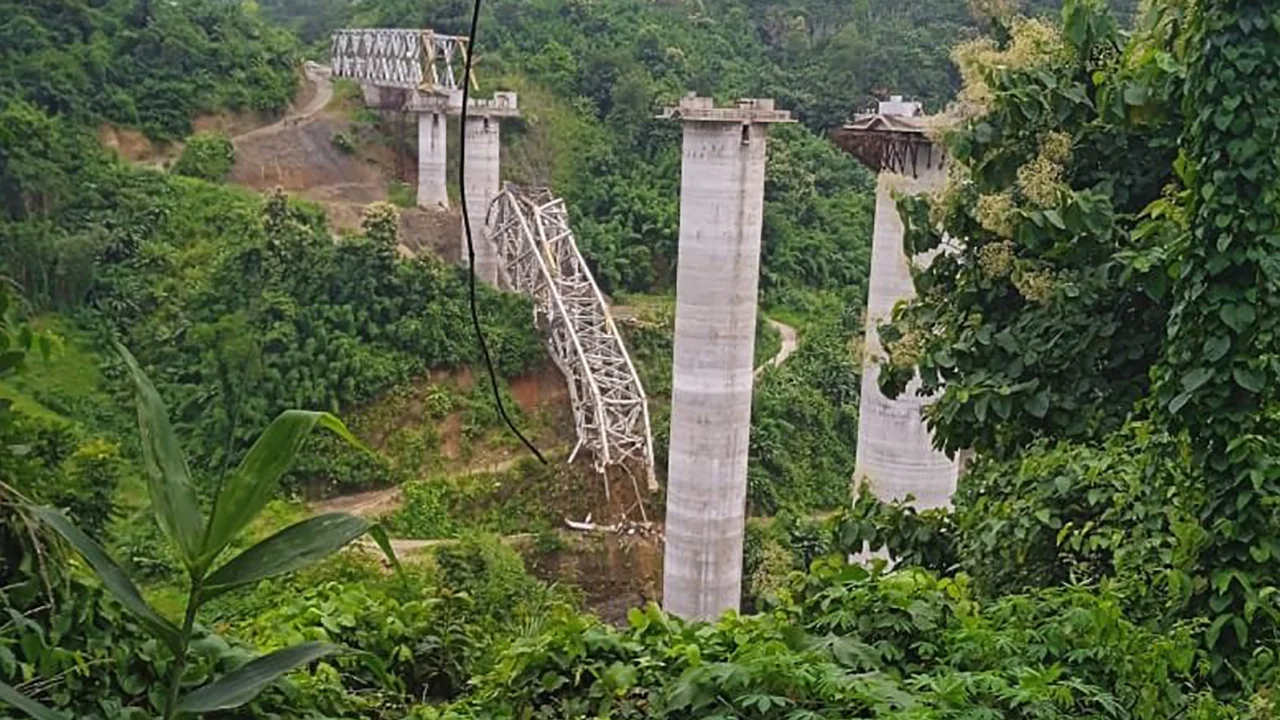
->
0;341;397;719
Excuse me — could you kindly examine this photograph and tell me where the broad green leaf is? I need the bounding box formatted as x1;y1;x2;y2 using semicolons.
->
177;642;340;713
1233;366;1265;393
29;507;182;654
0;680;65;720
1024;391;1050;419
1204;334;1231;362
201;513;372;599
113;340;204;567
1180;367;1213;393
1168;390;1193;414
1219;303;1256;334
367;523;401;572
202;411;365;564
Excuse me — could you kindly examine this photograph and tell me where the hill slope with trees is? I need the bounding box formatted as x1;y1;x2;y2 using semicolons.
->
9;0;1280;717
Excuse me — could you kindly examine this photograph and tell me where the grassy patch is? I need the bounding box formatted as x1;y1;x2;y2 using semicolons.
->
387;180;415;208
386;456;598;539
755;316;782;368
0;316;109;422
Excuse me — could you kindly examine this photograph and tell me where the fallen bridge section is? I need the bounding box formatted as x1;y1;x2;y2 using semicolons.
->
488;186;656;499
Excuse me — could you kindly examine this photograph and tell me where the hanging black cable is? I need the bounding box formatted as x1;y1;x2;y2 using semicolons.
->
458;0;547;464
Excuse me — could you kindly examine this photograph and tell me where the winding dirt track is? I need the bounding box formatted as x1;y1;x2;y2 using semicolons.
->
756;318;799;376
233;62;334;145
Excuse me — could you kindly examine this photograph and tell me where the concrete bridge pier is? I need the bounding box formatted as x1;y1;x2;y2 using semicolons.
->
461;113;502;285
417;111;449;209
458;92;518;287
660;96;793;621
832;96;964;512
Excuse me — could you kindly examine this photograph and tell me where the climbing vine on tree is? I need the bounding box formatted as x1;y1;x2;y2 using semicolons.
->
1151;0;1280;671
876;0;1184;457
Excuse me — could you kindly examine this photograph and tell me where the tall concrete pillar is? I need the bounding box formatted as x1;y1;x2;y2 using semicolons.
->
661;96;792;621
832;98;963;512
461;114;501;285
855;164;960;510
452;94;518;286
417;111;448;209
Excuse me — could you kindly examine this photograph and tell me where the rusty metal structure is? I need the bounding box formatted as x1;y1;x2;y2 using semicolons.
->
831;106;942;177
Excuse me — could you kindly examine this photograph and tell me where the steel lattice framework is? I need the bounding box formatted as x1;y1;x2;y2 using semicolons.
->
489;185;657;494
330;29;468;92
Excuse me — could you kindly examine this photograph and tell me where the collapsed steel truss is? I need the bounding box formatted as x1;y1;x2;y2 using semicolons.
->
330;29;468;92
489;185;657;494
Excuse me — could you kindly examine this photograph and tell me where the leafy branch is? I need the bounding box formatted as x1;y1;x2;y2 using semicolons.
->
0;342;397;719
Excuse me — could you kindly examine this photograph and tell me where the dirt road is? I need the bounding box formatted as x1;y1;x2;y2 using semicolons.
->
755;319;799;376
233;62;334;145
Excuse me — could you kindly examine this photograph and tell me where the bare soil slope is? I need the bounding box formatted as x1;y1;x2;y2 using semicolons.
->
228;63;461;256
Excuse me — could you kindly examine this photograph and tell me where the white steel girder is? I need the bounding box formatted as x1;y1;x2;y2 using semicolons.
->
488;185;657;493
330;28;468;92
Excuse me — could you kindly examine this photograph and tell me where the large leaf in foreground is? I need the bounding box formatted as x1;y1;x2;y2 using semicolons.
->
113;340;205;566
201;410;362;565
201;513;373;599
367;523;402;572
0;680;64;720
30;507;183;654
176;642;340;713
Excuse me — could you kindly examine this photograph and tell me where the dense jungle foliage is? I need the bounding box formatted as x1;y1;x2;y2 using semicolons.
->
6;0;1280;717
0;0;298;141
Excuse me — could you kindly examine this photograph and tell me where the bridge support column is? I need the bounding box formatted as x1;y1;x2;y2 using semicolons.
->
855;164;960;510
359;83;382;107
417;111;448;209
661;96;792;621
455;93;518;286
831;98;965;513
461;114;501;285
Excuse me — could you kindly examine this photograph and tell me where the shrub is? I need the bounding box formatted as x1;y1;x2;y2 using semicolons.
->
171;132;235;182
331;131;357;154
952;422;1203;607
433;561;1234;719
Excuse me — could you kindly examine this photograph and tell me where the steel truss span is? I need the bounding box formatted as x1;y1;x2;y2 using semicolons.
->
489;185;657;497
330;29;467;91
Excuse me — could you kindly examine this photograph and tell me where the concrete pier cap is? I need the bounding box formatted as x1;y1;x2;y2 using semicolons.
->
660;93;792;622
659;93;795;124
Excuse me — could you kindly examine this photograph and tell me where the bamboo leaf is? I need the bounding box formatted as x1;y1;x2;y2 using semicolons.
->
29;507;182;655
176;642;340;713
0;680;65;720
112;340;205;567
202;411;365;564
201;513;372;599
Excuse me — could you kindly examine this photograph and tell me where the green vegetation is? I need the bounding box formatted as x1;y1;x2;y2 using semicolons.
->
436;566;1229;719
170;133;234;182
6;0;1280;717
0;0;297;140
1150;0;1280;672
877;3;1178;458
3;344;394;719
387;180;416;208
331;129;357;154
387;459;602;539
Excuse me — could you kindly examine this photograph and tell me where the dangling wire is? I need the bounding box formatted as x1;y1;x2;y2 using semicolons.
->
458;0;547;464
